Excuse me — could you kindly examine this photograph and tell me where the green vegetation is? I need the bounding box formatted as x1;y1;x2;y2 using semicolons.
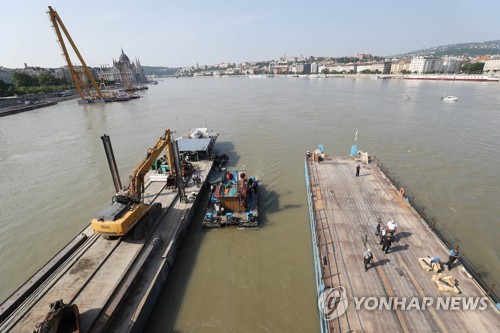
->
460;62;485;74
359;69;381;74
0;79;15;97
142;66;178;76
398;40;500;58
3;72;72;97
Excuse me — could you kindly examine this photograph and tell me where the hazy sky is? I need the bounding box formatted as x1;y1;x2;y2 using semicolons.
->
1;0;499;68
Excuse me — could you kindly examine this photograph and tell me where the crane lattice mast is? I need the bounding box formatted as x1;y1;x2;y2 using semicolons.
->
47;6;103;100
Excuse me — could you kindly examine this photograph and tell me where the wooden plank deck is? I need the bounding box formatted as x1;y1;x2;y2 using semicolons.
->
306;155;499;333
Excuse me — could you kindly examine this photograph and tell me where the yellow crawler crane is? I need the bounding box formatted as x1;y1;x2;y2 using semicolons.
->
91;129;175;238
47;6;104;102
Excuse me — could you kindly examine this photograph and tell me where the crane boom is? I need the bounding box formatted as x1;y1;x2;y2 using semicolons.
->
47;6;103;100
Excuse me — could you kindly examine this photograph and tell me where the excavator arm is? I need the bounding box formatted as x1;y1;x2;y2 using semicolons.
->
91;129;175;237
127;129;172;201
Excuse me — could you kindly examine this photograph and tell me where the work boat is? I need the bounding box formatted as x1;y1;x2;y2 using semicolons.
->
442;96;458;101
203;169;259;229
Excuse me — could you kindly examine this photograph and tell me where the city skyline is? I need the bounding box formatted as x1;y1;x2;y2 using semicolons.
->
2;0;500;69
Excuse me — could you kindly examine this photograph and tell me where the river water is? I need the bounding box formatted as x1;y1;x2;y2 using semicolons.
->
0;76;499;332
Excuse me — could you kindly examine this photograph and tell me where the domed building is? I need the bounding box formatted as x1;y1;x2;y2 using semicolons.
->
99;48;147;84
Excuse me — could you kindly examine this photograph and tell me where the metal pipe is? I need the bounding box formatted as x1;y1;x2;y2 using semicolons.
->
172;140;186;201
101;134;122;192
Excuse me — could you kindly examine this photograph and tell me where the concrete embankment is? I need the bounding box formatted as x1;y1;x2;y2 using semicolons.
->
0;101;58;117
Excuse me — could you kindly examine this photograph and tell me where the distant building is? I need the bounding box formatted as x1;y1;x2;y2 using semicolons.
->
227;67;241;75
474;56;491;62
375;62;392;74
409;56;438;73
440;57;462;73
23;63;49;76
303;63;312;74
332;64;356;73
50;68;67;81
408;56;462;74
272;64;288;74
289;63;305;74
356;63;372;72
353;61;390;74
98;49;147;84
483;57;500;73
217;63;233;69
391;60;411;74
0;66;14;84
311;62;318;74
356;53;372;60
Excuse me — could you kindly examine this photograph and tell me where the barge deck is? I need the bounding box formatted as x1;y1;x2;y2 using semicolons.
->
0;160;214;332
305;150;499;333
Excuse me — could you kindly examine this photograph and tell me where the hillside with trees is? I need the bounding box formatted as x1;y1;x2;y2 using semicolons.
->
395;40;500;58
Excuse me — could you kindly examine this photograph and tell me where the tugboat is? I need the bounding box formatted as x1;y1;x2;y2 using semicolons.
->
203;169;259;229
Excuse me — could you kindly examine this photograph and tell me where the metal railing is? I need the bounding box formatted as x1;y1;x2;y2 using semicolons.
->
304;158;329;333
373;156;498;304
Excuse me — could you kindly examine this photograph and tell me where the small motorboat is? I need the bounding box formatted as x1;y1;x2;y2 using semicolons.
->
442;96;458;101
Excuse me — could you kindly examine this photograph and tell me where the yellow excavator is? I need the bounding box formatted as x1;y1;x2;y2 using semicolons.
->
91;129;176;238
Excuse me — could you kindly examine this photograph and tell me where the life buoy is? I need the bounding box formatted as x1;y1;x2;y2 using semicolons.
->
399;188;405;196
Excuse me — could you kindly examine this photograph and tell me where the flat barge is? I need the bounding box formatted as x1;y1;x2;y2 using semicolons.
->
0;129;218;332
305;146;499;333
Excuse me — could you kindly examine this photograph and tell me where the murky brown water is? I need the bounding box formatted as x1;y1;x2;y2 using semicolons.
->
1;77;499;331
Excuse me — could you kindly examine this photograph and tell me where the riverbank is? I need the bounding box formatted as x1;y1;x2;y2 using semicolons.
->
0;101;58;117
0;93;80;117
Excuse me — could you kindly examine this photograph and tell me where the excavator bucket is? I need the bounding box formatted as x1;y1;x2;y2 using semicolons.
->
34;299;80;333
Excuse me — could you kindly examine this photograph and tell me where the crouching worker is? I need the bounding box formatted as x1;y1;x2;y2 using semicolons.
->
430;257;442;272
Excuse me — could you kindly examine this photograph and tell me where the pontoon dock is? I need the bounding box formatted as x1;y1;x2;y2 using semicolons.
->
305;150;499;333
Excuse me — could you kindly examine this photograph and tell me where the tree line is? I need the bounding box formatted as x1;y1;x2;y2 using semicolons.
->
0;72;73;97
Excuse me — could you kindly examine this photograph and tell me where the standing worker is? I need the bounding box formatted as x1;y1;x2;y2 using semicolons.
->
356;164;361;177
446;246;461;270
363;248;373;272
379;226;387;245
381;233;394;254
375;218;382;236
386;220;398;235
